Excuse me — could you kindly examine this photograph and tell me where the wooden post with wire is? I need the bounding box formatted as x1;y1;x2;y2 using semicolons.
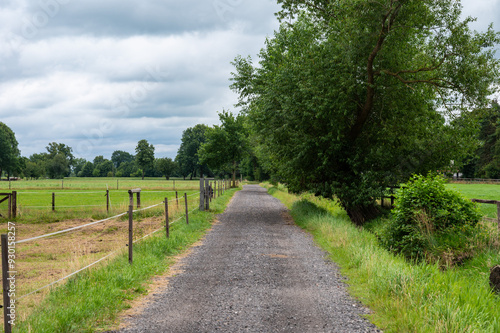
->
52;192;55;211
165;198;169;239
185;193;189;225
106;190;110;213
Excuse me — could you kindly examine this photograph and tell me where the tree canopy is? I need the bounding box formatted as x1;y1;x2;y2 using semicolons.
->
175;124;210;179
199;110;248;187
0;122;21;179
231;0;500;225
135;139;155;180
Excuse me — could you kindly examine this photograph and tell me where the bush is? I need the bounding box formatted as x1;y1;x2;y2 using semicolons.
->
379;174;482;266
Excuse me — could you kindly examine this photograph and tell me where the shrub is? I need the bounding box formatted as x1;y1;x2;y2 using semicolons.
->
379;174;482;266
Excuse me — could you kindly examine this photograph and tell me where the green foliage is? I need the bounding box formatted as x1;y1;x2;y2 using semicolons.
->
175;124;211;179
268;184;500;333
199;110;248;186
231;0;500;225
135;139;155;180
0;122;21;178
155;157;177;180
379;174;482;265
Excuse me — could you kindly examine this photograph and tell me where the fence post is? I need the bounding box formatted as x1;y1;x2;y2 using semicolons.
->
184;193;189;225
165;198;169;239
173;180;175;190
205;178;210;210
199;178;205;211
137;192;141;209
62;180;64;189
52;192;55;211
12;191;16;219
117;179;119;190
1;234;12;333
106;190;110;213
176;191;179;207
128;204;133;264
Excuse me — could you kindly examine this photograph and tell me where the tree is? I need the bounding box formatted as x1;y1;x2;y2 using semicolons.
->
231;1;500;225
72;158;87;177
45;142;74;178
474;100;500;178
175;124;210;179
135;139;155;180
80;162;94;177
0;122;21;179
155;157;177;180
111;150;135;169
199;110;248;187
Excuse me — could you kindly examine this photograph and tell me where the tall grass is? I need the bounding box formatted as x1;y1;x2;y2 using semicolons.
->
268;186;500;333
12;187;239;333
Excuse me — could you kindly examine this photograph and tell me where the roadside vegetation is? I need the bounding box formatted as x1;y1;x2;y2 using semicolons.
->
13;187;239;333
266;183;500;333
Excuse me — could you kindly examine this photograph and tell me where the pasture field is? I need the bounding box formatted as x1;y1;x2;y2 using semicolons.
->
0;177;199;191
0;178;211;330
446;183;500;218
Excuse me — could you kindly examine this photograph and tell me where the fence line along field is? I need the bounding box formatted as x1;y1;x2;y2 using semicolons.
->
0;177;200;191
0;178;207;330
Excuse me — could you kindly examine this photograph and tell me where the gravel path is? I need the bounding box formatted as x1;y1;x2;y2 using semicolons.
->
113;185;380;332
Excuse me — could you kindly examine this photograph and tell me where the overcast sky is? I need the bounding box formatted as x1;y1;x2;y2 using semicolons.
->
0;1;499;161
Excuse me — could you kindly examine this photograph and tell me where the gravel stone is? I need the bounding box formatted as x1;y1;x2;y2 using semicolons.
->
112;185;381;332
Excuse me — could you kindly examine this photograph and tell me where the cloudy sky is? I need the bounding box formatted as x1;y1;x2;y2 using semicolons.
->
0;0;499;161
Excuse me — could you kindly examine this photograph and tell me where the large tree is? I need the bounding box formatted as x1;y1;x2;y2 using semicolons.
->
199;110;248;187
0;122;21;179
135;139;155;180
231;0;500;225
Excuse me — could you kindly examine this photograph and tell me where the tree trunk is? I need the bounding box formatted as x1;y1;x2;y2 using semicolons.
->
0;168;2;180
141;169;145;180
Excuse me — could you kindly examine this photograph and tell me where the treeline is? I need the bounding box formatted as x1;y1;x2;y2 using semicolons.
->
0;115;269;182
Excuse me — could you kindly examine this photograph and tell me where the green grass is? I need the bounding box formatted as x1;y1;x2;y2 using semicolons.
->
267;185;500;333
13;187;240;333
446;183;500;218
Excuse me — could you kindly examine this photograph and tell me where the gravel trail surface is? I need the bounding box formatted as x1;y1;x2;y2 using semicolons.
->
114;185;380;332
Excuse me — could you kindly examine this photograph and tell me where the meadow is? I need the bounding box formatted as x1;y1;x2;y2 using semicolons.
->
446;183;500;218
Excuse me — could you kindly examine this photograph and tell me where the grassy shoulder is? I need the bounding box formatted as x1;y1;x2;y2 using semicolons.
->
14;187;240;333
265;184;500;333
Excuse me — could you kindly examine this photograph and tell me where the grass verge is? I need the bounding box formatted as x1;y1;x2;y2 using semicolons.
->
266;184;500;333
13;187;239;333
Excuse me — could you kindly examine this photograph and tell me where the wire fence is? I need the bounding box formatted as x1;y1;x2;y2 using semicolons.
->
0;189;202;331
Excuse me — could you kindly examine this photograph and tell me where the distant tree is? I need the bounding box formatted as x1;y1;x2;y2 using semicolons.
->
475;101;500;178
0;122;21;179
111;150;135;169
155;157;177;180
46;153;70;179
116;161;137;177
72;158;87;176
199;111;248;187
80;162;94;177
135;139;155;180
176;124;210;179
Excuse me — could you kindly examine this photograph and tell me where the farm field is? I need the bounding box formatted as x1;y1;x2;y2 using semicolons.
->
0;177;199;191
446;183;500;218
0;178;213;329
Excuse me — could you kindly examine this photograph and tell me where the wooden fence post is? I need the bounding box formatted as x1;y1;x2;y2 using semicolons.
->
176;191;179;207
205;178;210;210
1;234;12;333
185;193;189;224
199;178;205;211
12;192;16;219
52;192;55;211
106;190;110;213
165;198;169;239
128;204;133;264
137;192;141;209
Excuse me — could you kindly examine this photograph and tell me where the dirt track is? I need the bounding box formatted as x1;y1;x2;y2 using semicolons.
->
112;185;380;332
